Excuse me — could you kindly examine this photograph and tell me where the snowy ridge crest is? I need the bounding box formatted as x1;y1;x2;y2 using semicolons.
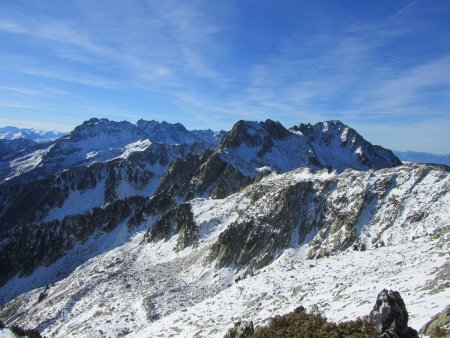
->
0;163;448;338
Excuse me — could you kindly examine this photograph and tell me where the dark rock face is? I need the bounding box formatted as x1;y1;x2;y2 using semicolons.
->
190;153;253;199
208;163;252;199
0;158;155;233
261;119;292;140
224;320;254;338
369;289;418;338
146;203;198;251
158;153;208;197
220;119;290;155
205;164;447;272
191;153;229;194
208;180;318;271
0;196;148;287
150;150;253;204
141;152;210;217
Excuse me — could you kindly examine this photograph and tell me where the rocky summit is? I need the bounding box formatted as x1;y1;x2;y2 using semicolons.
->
0;118;448;338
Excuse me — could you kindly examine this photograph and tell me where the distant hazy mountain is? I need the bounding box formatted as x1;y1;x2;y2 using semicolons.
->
394;150;450;166
0;126;66;143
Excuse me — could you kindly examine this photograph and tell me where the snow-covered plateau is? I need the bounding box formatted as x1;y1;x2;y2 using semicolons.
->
0;163;448;337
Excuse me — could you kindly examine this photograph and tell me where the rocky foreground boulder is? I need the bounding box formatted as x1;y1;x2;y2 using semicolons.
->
368;289;418;338
224;320;255;338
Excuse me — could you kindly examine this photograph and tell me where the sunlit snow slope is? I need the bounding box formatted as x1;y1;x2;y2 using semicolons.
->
0;164;448;337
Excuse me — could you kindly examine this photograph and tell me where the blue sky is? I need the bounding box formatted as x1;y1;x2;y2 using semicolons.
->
0;0;449;153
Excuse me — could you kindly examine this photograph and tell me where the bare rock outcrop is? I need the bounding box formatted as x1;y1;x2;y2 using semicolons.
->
369;289;418;338
224;320;254;338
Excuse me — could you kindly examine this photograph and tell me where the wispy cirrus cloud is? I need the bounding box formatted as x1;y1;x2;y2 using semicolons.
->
0;0;448;152
0;1;231;90
23;68;121;90
0;18;112;60
365;56;450;113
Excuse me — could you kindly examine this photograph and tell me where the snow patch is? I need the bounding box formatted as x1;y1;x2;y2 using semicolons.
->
44;180;106;222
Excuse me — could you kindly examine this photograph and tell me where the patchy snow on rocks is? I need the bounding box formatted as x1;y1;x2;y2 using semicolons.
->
0;163;448;337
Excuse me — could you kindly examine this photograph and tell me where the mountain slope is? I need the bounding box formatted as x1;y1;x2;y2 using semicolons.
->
0;139;43;181
0;164;447;337
0;144;212;286
0;139;37;157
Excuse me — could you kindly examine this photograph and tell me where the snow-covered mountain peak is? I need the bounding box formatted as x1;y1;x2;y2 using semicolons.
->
69;118;145;143
213;119;400;179
0;118;150;184
291;120;402;171
192;129;226;146
292;120;352;144
214;119;316;178
135;119;225;147
0;118;222;185
136;119;197;145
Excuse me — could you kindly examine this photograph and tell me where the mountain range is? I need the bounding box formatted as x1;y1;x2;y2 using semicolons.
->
394;150;450;166
0;126;66;143
3;122;448;166
0;118;448;337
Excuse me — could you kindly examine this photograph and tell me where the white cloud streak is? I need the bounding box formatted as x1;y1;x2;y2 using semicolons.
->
0;1;448;152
